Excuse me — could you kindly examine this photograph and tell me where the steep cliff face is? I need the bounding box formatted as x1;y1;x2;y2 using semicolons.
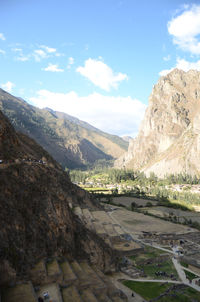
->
115;69;200;177
0;110;117;286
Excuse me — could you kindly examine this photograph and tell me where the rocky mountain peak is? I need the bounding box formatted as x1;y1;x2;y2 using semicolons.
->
115;69;200;177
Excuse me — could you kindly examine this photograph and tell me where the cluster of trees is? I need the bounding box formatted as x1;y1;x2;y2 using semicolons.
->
107;169;137;182
70;169;200;186
165;173;200;185
70;170;88;183
69;168;139;184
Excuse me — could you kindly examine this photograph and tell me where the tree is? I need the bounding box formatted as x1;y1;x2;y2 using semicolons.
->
131;202;137;211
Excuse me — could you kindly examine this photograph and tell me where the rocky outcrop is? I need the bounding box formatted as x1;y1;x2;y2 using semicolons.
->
0;110;118;286
115;69;200;177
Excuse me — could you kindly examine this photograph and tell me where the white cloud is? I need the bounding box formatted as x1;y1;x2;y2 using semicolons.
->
11;44;63;63
33;46;62;61
69;57;74;65
0;33;5;41
159;68;174;77
43;63;64;72
33;49;48;61
76;58;128;91
55;52;64;57
67;57;74;69
163;55;171;61
11;47;30;61
176;58;200;71
168;5;200;54
30;90;146;137
0;49;5;55
1;81;15;93
12;48;22;52
16;54;30;61
159;57;200;76
40;45;57;53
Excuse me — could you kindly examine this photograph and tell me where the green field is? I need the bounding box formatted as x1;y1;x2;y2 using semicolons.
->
130;246;178;280
123;280;200;301
184;270;198;281
123;281;170;299
180;261;188;268
141;259;178;279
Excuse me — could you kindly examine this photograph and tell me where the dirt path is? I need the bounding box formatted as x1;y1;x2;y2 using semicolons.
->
172;258;200;292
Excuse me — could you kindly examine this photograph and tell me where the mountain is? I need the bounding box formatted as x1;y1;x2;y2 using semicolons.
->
0;109;117;286
0;89;128;169
115;69;200;177
121;136;132;143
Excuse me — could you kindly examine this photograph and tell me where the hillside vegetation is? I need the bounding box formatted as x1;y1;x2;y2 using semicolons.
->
0;89;128;169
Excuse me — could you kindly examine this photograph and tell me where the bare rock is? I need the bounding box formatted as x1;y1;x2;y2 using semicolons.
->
115;69;200;177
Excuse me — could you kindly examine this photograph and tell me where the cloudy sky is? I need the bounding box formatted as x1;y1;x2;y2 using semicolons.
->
1;0;200;137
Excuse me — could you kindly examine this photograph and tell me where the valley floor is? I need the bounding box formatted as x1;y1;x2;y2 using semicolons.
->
2;196;200;302
106;204;200;301
74;200;200;301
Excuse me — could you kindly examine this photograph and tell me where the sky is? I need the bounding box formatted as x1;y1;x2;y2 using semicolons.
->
1;0;200;137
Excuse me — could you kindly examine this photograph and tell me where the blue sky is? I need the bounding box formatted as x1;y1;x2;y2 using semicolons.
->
1;0;200;136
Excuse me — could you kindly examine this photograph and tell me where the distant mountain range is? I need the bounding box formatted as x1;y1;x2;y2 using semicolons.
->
0;89;128;169
115;69;200;177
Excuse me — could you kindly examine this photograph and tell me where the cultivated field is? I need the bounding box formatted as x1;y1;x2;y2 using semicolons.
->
111;196;158;207
110;207;194;235
142;206;200;224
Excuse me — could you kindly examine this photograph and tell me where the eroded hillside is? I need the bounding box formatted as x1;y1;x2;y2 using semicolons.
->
0;110;117;286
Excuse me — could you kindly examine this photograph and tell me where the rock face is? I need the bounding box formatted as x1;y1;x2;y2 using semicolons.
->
0;89;128;169
0;110;117;286
115;69;200;177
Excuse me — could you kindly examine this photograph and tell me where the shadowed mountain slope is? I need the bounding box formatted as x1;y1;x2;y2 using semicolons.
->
0;109;118;286
0;89;128;169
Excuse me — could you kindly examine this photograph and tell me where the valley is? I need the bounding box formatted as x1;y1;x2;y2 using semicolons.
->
3;0;200;301
0;89;128;170
72;200;200;301
2;69;200;301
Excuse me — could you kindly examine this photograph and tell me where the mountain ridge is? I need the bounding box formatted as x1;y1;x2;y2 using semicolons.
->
0;89;128;169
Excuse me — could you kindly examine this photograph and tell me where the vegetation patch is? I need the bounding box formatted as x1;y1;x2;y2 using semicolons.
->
158;286;200;302
130;246;168;262
123;281;200;301
184;270;198;281
142;259;178;280
122;280;170;299
180;261;188;268
130;246;178;280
